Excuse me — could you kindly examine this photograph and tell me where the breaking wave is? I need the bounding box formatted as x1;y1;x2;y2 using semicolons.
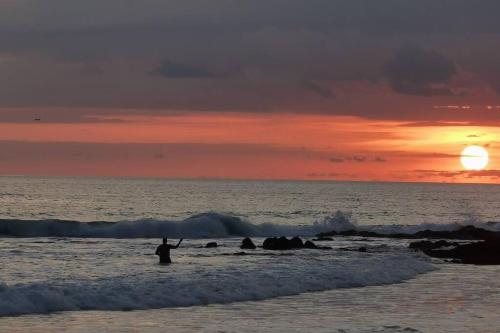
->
0;210;499;238
0;211;354;238
0;253;435;317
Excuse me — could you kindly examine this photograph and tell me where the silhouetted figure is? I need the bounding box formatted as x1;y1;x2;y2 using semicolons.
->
155;237;183;264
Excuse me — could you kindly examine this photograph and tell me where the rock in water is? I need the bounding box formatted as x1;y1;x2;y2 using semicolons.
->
262;237;278;250
261;237;328;250
205;242;218;248
289;236;304;248
276;236;290;249
240;237;256;249
313;236;334;241
318;225;500;241
409;239;500;265
409;240;458;251
262;237;292;250
304;240;318;249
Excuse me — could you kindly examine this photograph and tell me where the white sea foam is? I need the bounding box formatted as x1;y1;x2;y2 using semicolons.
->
0;253;435;317
0;210;499;238
362;220;500;234
0;211;351;238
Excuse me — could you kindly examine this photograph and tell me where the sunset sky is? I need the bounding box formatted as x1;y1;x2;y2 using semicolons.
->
1;1;500;183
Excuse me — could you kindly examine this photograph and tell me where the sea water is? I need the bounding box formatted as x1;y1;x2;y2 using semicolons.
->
0;177;499;332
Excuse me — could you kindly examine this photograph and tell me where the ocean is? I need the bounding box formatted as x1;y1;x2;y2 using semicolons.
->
0;176;499;332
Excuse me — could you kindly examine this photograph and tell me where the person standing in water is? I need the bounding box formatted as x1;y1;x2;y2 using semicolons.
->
155;237;183;264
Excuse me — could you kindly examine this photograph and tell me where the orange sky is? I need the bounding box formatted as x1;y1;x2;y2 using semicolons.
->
0;111;498;183
3;2;500;183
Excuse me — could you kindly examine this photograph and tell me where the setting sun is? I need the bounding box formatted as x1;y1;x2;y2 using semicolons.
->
461;145;489;171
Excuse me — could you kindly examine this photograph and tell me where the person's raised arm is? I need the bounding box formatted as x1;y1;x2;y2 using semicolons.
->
174;238;183;248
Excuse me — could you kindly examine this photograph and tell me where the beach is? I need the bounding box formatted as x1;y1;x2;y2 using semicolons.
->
1;177;499;332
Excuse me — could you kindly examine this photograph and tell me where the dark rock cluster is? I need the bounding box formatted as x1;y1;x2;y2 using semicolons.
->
238;236;332;250
317;225;500;241
409;240;459;251
410;239;500;265
262;236;330;250
240;237;256;249
315;224;500;265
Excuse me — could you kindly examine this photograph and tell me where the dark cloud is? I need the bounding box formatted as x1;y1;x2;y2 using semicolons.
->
3;1;500;34
385;151;461;159
0;1;500;121
349;156;367;162
307;172;340;178
0;140;314;157
0;108;131;123
415;169;500;179
329;155;388;163
153;153;166;159
401;121;472;127
155;61;221;79
301;80;334;98
401;120;500;127
329;157;344;163
0;140;332;177
384;45;457;96
464;170;500;178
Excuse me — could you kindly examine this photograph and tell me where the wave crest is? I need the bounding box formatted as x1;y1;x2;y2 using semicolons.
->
1;210;498;239
0;211;352;238
0;253;435;317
